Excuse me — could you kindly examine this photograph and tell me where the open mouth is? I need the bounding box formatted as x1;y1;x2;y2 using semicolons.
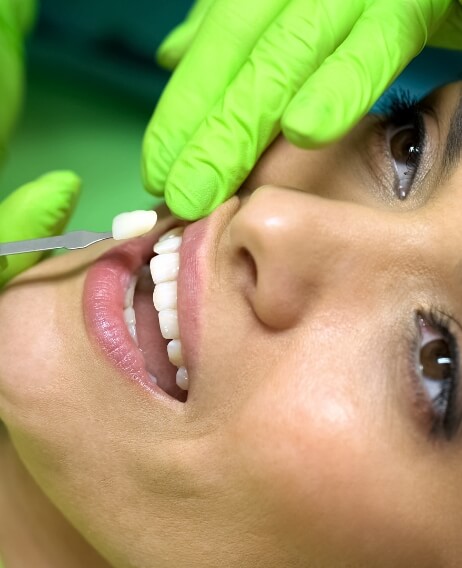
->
125;227;188;403
84;219;193;405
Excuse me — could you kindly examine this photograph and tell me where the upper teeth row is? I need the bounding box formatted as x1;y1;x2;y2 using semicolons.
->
123;227;189;392
150;227;189;391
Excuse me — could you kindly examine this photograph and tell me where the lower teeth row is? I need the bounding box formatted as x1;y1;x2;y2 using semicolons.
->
123;227;189;392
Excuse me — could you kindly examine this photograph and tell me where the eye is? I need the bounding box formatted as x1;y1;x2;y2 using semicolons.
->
386;120;424;200
377;90;427;201
417;314;459;437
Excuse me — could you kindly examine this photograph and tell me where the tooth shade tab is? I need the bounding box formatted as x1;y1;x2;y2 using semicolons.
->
112;210;157;240
150;253;179;284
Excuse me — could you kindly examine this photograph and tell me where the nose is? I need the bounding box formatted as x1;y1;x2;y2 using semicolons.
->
229;186;395;329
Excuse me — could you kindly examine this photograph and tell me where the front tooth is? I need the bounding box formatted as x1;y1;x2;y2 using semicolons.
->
159;227;184;242
153;235;182;255
176;367;189;391
150;253;179;284
153;281;177;311
167;339;184;367
112;210;157;240
158;309;179;339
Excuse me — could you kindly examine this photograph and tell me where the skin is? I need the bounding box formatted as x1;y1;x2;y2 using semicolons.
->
1;81;462;567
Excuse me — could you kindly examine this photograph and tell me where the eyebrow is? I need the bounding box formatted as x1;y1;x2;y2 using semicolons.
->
441;86;462;181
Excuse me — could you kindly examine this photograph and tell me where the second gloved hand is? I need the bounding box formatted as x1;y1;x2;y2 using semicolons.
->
0;171;81;287
143;0;462;220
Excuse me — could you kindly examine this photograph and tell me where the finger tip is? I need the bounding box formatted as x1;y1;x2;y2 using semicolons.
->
6;171;82;237
155;50;178;71
39;170;82;215
165;181;214;221
156;27;189;70
141;146;168;198
282;101;346;149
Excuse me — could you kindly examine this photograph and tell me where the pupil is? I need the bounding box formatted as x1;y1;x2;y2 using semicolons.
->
420;339;451;381
390;128;419;164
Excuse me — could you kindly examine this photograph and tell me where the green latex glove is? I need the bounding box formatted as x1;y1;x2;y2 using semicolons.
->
0;2;79;287
143;0;462;220
0;171;81;287
156;0;215;70
0;0;37;156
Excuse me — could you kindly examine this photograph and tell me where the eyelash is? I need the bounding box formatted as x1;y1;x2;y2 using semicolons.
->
376;96;459;436
376;89;427;199
408;309;461;440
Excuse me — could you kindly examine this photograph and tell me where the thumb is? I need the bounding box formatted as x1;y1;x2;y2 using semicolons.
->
0;170;81;286
156;0;215;70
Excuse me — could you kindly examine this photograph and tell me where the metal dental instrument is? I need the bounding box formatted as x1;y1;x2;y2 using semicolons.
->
0;210;158;258
0;231;113;256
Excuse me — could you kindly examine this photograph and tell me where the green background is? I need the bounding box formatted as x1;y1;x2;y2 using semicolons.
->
0;0;194;234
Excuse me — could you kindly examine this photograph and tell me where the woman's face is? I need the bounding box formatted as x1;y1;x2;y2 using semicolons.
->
1;81;462;568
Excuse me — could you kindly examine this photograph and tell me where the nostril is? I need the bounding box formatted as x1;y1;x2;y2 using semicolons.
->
241;248;257;287
242;249;258;286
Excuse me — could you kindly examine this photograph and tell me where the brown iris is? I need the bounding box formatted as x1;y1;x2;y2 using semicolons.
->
420;339;452;381
390;127;421;172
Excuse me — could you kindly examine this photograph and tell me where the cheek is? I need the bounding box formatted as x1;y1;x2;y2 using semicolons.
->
231;374;366;542
225;351;441;567
0;267;82;422
0;280;57;420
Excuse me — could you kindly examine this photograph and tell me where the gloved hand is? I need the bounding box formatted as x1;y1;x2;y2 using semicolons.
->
0;0;37;156
0;171;81;287
143;0;462;220
0;2;82;287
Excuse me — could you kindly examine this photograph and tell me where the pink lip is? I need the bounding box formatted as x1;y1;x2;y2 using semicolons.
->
177;219;208;372
83;220;179;397
178;197;241;375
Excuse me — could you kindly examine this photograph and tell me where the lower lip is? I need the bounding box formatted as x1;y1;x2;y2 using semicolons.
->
83;224;176;398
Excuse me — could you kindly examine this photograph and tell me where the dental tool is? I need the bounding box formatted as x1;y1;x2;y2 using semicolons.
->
0;210;158;257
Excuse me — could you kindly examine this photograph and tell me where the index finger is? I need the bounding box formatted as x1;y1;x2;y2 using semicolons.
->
142;0;290;195
282;0;453;146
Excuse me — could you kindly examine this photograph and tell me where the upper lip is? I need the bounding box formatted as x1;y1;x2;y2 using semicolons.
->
177;197;241;377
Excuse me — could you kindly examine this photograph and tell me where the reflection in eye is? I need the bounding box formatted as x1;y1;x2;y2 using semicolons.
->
386;122;423;199
417;313;459;438
382;92;426;200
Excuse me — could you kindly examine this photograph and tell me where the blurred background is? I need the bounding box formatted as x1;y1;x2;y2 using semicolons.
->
0;0;461;232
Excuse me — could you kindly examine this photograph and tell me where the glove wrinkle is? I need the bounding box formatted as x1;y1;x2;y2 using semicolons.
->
144;0;461;220
142;0;291;197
